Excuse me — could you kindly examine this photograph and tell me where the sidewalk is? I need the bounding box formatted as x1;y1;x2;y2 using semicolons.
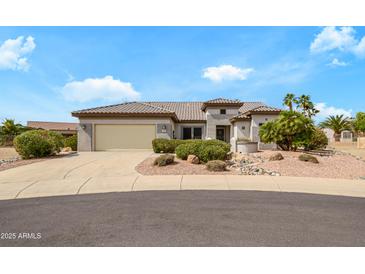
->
1;174;365;201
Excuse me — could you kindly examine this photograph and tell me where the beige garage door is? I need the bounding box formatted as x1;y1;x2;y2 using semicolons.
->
95;124;156;150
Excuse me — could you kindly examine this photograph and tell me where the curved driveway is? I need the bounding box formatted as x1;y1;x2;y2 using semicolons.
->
0;151;153;200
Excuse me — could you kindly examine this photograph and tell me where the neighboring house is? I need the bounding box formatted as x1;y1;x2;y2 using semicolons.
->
323;128;335;143
27;121;78;137
323;128;356;143
71;98;281;151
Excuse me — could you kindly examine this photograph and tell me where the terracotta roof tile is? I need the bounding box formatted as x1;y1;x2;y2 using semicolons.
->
249;105;282;112
72;100;280;122
238;102;266;113
204;98;241;104
146;102;206;121
72;102;175;115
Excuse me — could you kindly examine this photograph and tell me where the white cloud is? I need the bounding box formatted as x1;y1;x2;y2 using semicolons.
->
315;102;352;119
202;65;254;82
328;58;348;67
61;76;141;102
310;27;365;57
0;36;36;71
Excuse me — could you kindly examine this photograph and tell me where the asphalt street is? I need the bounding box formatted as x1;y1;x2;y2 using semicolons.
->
0;190;365;246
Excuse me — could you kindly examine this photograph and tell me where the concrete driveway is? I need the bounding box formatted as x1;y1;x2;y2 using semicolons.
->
0;150;153;200
1;150;365;200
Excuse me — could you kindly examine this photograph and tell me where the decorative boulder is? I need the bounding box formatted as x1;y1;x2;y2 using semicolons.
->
269;152;284;161
298;154;319;164
61;147;72;152
187;154;200;164
206;160;227;171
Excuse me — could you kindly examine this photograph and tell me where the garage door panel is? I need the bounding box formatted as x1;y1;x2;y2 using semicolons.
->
95;124;155;150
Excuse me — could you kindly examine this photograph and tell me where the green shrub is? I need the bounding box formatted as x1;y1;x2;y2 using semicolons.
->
202;139;230;152
175;143;199;160
47;131;64;153
153;154;175;166
152;138;230;154
259;111;315;151
152;138;184;153
64;135;77;151
14;130;55;159
198;145;227;162
303;128;328;150
206;160;227;171
175;140;229;162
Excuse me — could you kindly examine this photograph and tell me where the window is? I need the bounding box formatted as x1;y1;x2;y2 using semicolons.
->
182;127;203;139
193;127;202;139
220;109;226;114
182;127;192;139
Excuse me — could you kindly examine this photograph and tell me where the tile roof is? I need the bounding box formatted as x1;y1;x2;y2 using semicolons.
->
230;113;251;120
27;121;78;131
231;104;282;121
72;100;280;122
201;97;243;111
204;98;241;104
146;102;205;121
72;102;175;115
248;105;282;112
238;102;266;113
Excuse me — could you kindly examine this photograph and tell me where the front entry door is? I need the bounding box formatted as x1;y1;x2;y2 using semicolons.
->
216;128;225;141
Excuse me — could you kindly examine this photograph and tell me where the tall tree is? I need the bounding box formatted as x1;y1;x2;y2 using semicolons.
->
353;112;365;135
319;115;351;141
297;94;319;118
283;93;298;111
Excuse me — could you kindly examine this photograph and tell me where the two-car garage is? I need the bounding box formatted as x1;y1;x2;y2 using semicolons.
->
94;124;156;150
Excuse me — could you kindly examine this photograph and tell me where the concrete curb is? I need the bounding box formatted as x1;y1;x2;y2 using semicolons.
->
0;174;364;201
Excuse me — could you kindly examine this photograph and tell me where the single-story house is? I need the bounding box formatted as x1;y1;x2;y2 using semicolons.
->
71;98;281;152
27;121;78;137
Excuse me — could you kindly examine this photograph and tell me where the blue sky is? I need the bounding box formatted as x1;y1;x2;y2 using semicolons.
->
0;26;364;124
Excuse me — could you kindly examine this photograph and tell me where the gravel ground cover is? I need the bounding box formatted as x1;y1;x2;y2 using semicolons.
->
136;156;238;175
249;151;365;180
0;147;76;172
0;147;19;160
137;150;365;180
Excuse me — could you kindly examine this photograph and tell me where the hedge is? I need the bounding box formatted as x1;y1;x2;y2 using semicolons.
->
152;138;230;154
14;130;64;159
152;138;185;153
152;138;230;163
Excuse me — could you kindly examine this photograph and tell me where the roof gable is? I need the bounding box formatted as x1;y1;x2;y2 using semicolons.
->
201;98;243;111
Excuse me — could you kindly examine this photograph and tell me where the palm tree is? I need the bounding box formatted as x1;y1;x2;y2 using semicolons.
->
0;119;27;146
297;95;319;118
283;93;298;111
319;115;351;142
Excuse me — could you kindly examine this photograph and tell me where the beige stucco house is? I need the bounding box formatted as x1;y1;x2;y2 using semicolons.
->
72;98;281;152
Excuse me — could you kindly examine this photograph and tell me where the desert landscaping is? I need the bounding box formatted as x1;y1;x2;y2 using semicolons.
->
136;149;365;180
